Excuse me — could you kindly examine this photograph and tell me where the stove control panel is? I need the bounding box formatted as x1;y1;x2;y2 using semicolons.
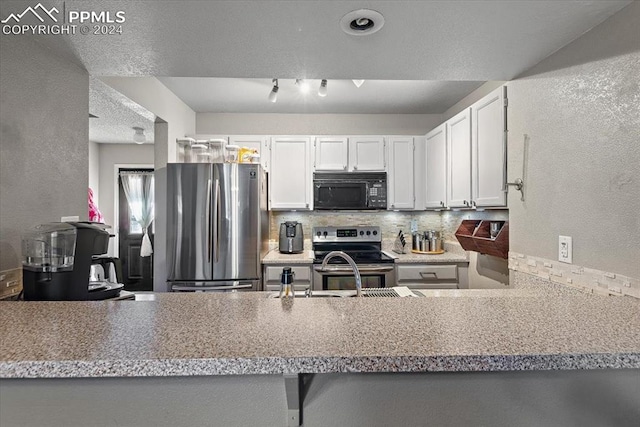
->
313;226;381;243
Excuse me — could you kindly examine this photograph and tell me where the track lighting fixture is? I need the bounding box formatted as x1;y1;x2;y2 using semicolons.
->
132;127;146;144
318;79;328;97
352;79;365;88
268;79;279;103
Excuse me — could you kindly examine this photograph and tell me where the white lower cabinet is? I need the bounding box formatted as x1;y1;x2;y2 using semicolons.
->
269;137;312;210
395;263;469;289
263;265;312;291
387;136;415;210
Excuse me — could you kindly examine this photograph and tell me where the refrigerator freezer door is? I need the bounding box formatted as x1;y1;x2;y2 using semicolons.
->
167;163;214;281
212;164;261;280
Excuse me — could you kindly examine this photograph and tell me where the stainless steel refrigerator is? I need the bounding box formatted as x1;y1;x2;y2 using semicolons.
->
167;163;268;291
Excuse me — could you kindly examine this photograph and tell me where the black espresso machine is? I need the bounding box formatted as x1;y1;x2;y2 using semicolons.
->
22;222;123;300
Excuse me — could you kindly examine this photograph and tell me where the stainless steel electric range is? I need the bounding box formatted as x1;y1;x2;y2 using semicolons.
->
312;226;396;291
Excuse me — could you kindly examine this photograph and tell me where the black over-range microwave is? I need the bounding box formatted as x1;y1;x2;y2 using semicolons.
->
313;172;387;210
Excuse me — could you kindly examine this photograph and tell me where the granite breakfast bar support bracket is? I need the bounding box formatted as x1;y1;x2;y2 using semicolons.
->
284;373;314;426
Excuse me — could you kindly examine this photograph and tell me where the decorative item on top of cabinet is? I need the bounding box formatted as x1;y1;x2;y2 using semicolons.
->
269;137;313;211
387;136;415;210
455;220;509;259
229;135;269;171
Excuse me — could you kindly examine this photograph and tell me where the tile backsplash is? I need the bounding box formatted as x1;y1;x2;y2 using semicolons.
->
509;251;640;299
269;209;508;249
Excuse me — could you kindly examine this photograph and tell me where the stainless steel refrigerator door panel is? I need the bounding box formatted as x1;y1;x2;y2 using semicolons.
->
212;164;260;280
167;164;214;281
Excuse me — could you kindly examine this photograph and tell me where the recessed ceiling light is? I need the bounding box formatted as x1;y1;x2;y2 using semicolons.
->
340;9;385;36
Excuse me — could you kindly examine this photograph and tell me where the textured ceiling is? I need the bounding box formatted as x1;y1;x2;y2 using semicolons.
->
157;78;485;114
2;0;631;80
89;78;155;144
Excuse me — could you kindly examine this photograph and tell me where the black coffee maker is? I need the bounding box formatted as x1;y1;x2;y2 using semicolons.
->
22;222;122;300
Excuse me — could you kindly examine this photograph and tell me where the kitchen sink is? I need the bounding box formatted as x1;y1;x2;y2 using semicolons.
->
269;287;417;298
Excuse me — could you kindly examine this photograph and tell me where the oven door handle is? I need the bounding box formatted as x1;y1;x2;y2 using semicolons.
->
314;265;394;273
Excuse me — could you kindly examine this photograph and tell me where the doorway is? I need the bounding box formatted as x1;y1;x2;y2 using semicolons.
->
118;168;154;291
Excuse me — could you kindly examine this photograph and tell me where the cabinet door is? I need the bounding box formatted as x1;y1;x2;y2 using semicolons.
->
348;137;386;171
387;137;414;210
472;87;507;207
413;136;426;211
424;124;447;209
447;108;472;208
269;137;312;210
314;137;348;171
229;135;269;171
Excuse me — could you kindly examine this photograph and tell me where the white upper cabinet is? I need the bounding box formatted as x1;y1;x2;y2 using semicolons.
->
387;137;415;210
472;87;507;207
269;137;312;210
228;135;269;171
447;108;472;208
314;137;349;171
348;136;386;171
424;124;447;209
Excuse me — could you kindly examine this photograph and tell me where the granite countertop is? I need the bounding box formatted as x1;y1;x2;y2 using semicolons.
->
1;284;639;379
262;249;314;264
385;250;468;264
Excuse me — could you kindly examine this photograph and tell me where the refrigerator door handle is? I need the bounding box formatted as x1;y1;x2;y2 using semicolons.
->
206;178;212;261
171;283;254;291
214;179;221;263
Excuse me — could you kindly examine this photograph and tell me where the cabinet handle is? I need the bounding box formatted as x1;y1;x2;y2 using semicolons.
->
353;165;358;170
463;200;468;206
305;203;309;208
343;165;347;170
440;201;445;207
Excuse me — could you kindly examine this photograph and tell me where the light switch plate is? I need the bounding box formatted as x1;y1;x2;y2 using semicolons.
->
558;235;572;264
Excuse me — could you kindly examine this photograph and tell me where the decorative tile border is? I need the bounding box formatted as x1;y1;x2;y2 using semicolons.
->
509;252;640;299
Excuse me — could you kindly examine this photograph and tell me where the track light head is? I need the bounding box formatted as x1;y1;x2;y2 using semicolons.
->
268;79;278;103
295;79;310;94
318;79;328;97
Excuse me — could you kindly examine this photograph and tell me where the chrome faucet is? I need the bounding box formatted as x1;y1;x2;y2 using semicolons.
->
320;251;363;297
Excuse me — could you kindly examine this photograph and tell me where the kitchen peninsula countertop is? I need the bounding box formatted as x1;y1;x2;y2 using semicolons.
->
1;278;639;379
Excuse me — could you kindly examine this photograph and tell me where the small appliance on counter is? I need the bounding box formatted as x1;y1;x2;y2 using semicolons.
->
22;222;123;301
279;221;304;254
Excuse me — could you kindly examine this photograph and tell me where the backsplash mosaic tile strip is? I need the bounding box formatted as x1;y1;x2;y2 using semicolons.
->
270;210;508;250
509;252;640;299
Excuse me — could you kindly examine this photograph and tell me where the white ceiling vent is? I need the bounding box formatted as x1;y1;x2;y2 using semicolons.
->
340;9;385;36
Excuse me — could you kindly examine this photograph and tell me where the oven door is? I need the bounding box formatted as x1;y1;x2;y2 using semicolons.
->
313;181;369;210
312;264;396;291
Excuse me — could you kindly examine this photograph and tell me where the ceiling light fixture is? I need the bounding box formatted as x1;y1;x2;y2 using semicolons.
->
340;9;385;36
352;79;365;88
132;127;146;144
268;79;279;103
295;79;310;94
318;79;328;97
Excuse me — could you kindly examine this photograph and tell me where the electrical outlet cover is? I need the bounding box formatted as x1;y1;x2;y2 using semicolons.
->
558;235;573;264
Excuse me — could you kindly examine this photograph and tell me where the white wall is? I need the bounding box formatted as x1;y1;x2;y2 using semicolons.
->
96;143;154;256
507;2;640;279
197;113;442;135
88;141;100;201
0;36;89;271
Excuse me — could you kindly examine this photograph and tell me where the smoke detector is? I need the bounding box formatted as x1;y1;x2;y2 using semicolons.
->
340;9;385;36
